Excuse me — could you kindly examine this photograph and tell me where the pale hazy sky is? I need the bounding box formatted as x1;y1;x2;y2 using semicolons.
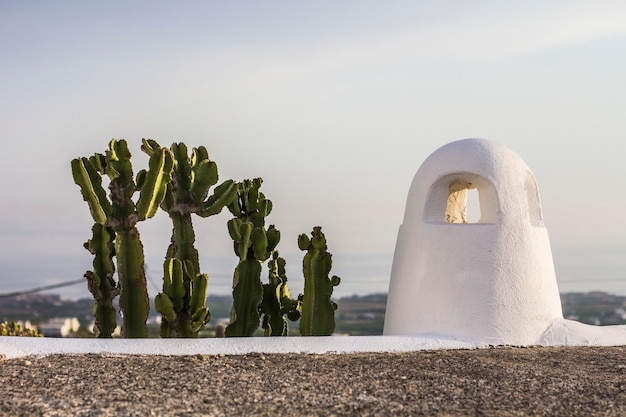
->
1;1;625;297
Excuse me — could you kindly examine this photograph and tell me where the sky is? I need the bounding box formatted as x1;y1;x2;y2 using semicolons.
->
1;0;626;299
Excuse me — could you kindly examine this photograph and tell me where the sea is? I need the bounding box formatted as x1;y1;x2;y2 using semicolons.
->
1;247;624;301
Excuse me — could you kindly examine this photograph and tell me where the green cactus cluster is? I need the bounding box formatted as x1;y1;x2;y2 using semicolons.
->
298;227;341;336
72;140;342;338
72;139;173;337
144;140;237;337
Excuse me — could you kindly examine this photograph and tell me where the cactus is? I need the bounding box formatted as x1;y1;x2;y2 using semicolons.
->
71;139;173;337
298;227;341;336
83;223;118;337
260;251;301;336
225;178;280;337
155;258;211;337
142;140;237;338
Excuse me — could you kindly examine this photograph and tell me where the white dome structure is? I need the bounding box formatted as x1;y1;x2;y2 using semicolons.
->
384;138;563;345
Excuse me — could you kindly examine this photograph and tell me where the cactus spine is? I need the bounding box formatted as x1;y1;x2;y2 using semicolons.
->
260;251;301;336
225;178;280;337
298;227;341;336
143;140;237;338
71;139;173;337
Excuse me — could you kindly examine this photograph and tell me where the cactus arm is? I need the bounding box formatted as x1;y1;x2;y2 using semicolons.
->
225;259;264;337
237;222;253;261
155;293;176;323
161;188;175;213
299;227;340;336
170;143;192;187
299;250;334;336
106;139;134;183
84;223;118;338
135;169;147;190
115;229;149;338
227;185;244;216
106;141;137;228
190;146;218;202
189;273;209;314
227;218;243;242
266;225;281;254
136;148;173;221
251;227;269;261
168;212;200;272
191;306;210;333
246;185;259;213
157;257;191;338
140;139;177;213
71;157;112;224
277;257;301;325
260;281;285;336
165;260;209;338
260;252;300;336
297;233;310;250
198;180;237;217
155;292;176;338
89;153;107;174
164;258;186;312
140;138;161;157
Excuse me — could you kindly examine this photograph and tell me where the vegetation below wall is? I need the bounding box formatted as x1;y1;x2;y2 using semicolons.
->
1;292;624;337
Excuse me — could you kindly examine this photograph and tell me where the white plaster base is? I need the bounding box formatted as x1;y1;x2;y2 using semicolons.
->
538;319;626;347
0;336;478;359
2;320;625;359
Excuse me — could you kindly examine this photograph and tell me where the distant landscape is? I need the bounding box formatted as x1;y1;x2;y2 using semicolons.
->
2;291;625;337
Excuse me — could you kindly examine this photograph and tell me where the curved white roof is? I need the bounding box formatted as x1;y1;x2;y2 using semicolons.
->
404;138;543;227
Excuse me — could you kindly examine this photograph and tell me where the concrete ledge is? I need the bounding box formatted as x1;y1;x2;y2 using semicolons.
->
2;319;626;359
1;335;480;359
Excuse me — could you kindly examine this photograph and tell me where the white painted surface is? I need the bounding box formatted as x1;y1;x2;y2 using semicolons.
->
538;320;626;347
384;139;564;344
2;320;626;359
0;336;479;359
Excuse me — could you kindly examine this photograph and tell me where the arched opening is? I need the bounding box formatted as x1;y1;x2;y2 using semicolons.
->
445;181;481;223
423;172;498;224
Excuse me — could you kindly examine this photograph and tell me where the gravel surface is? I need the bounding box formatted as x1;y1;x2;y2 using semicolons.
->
1;346;625;416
